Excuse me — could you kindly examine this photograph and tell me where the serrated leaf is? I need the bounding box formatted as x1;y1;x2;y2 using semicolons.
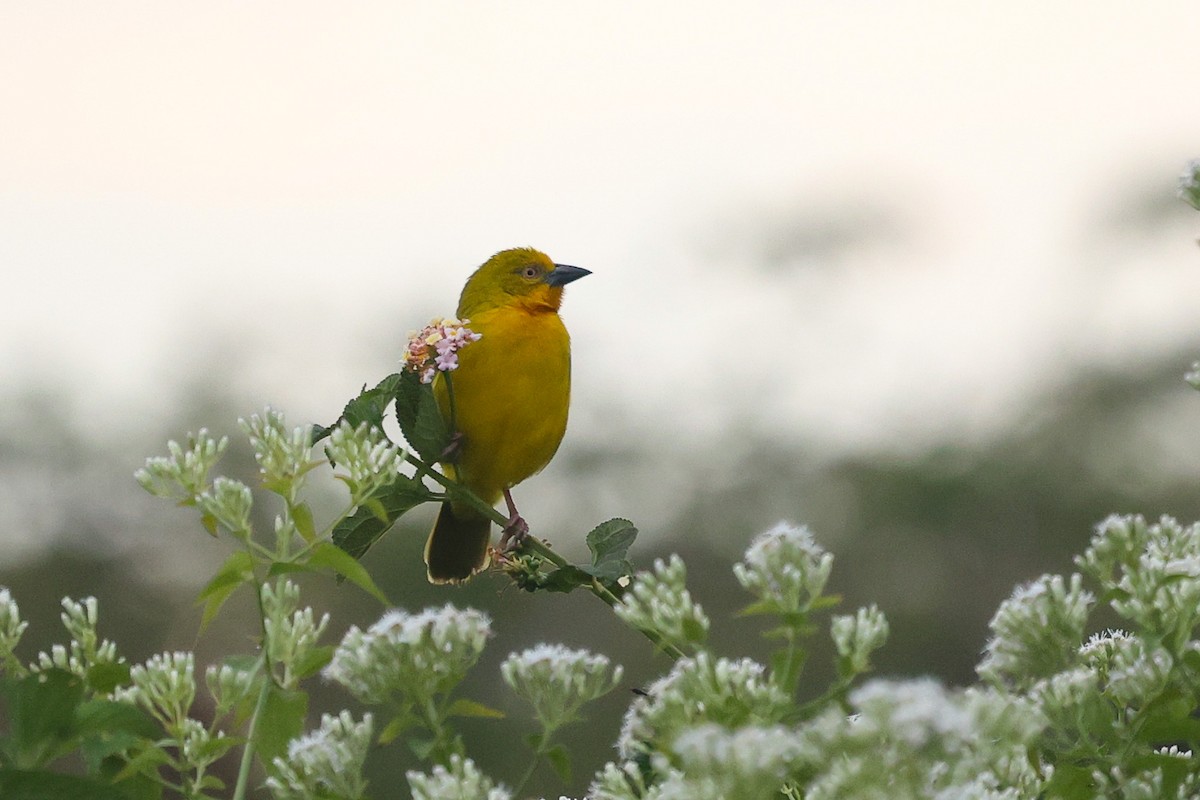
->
308;542;389;604
394;369;451;463
196;550;255;631
446;698;506;720
312;374;405;447
545;743;572;784
255;687;307;774
586;518;638;576
0;769;132;800
332;474;436;561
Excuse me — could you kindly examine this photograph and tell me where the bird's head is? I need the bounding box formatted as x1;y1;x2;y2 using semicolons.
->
458;247;590;317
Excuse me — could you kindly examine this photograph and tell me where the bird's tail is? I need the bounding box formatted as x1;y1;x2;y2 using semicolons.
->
425;501;493;584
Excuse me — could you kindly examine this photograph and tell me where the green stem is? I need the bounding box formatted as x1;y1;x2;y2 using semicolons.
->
232;669;272;800
404;452;687;660
513;724;559;797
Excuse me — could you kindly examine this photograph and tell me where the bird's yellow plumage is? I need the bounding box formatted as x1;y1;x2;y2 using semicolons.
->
424;248;590;583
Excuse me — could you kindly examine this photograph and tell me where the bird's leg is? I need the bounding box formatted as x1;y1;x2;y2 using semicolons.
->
497;489;530;551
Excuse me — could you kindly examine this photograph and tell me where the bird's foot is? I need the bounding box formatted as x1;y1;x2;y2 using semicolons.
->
498;513;530;552
439;432;464;464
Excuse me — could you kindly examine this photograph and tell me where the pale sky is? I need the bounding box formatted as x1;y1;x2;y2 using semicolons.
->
3;2;1199;457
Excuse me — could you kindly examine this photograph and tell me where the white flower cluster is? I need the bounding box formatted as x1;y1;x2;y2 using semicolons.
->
198;475;254;539
0;588;27;674
617;653;790;761
831;604;889;676
32;596;119;679
135;428;228;502
1103;516;1200;636
615;555;709;652
406;754;511;800
240;408;315;493
205;661;260;716
266;711;373;800
798;679;1044;798
1178;158;1200;210
324;604;491;706
659;724;803;800
501;644;623;733
733;521;834;616
977;573;1093;689
119;651;197;735
261;579;330;689
325;420;405;505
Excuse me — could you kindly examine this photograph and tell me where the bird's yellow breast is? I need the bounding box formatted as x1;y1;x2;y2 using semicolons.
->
434;304;571;503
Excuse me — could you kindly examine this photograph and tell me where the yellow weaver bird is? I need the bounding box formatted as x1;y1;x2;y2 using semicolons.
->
425;247;590;583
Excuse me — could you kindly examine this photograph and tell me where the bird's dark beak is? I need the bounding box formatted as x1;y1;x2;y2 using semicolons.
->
545;263;592;287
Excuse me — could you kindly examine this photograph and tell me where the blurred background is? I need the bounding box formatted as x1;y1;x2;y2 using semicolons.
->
3;2;1200;796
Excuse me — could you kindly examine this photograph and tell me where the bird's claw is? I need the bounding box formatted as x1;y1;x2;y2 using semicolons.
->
498;514;530;552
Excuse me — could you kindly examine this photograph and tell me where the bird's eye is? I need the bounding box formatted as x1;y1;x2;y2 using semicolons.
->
522;266;539;279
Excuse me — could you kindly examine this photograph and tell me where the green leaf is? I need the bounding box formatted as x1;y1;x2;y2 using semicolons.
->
312;373;405;446
2;669;85;769
86;662;132;695
74;701;159;772
585;518;638;580
378;715;410;746
407;736;436;761
293;503;317;542
110;744;172;783
394;369;452;463
255;686;307;774
545;743;572;784
307;542;389;603
291;645;335;681
0;769;133;800
332;473;436;562
539;565;594;593
446;698;506;720
196;550;255;631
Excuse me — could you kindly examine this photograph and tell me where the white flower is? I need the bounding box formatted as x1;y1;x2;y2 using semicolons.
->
261;580;330;689
615;555;708;651
325;420;405;505
121;651;196;733
978;574;1092;688
407;754;510;800
618;654;789;760
240;408;316;491
266;711;372;800
502;644;623;732
1177;158;1200;210
666;724;802;800
734;522;834;615
831;604;889;675
325;604;491;705
135;429;228;501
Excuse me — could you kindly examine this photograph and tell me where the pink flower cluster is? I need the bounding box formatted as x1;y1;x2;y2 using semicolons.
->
402;317;482;384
